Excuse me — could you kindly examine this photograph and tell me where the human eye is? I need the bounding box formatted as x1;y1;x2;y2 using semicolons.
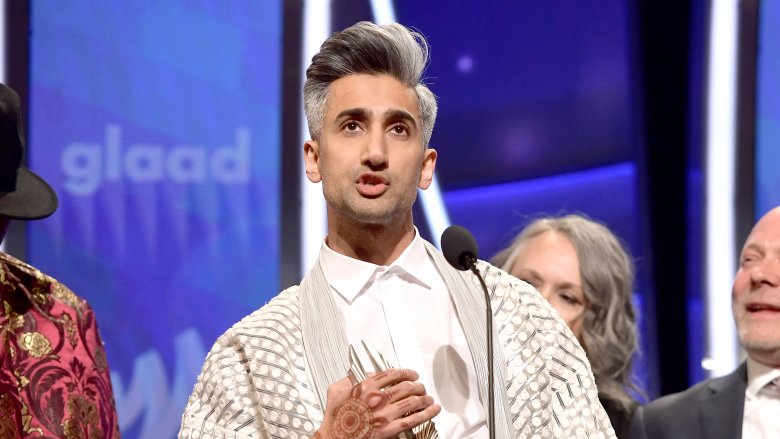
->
341;120;363;134
388;123;409;137
740;253;758;266
558;291;582;306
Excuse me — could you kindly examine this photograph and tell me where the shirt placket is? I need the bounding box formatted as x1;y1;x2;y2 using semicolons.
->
377;267;427;377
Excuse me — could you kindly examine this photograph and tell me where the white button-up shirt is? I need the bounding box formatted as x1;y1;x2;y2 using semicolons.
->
743;357;780;439
319;230;488;438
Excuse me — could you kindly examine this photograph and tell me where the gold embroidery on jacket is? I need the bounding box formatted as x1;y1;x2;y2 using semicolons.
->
63;395;102;439
53;283;82;311
15;369;30;389
31;286;48;305
1;301;25;359
19;331;52;358
62;313;79;348
95;345;108;372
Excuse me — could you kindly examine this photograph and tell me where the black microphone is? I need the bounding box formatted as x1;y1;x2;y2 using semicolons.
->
440;225;495;439
441;225;479;271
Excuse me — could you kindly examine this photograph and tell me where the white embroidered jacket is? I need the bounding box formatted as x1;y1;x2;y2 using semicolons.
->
179;246;615;439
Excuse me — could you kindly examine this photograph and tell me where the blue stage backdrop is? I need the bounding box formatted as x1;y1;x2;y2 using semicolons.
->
27;2;282;437
756;0;780;215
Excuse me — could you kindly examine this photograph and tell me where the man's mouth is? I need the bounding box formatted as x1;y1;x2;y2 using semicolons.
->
356;174;388;197
746;303;780;314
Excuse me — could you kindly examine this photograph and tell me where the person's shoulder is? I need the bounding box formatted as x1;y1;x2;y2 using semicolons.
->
479;258;593;376
640;370;738;416
645;381;707;412
479;259;611;437
0;250;89;311
632;365;747;438
187;285;309;406
212;285;302;345
1;250;55;284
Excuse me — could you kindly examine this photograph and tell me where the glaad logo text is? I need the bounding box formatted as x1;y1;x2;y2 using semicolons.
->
61;125;251;196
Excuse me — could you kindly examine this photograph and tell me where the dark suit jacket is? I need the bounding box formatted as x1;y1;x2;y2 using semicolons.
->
629;362;747;439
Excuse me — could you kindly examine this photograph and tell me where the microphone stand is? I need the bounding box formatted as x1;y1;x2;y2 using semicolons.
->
463;254;495;439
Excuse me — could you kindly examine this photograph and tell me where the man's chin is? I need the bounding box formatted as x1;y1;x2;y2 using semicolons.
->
349;212;399;226
740;333;780;357
344;204;411;226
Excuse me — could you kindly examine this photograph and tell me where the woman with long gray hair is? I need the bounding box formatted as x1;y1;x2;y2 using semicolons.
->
491;214;642;438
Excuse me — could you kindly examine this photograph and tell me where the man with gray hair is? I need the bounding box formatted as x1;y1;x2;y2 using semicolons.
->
630;206;780;439
179;21;615;439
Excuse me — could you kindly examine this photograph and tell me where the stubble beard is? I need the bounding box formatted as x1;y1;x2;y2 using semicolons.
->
737;320;780;362
327;189;418;226
322;166;423;227
338;192;417;226
733;285;780;362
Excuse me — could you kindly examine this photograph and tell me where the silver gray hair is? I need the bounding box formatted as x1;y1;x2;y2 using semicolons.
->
491;214;642;413
303;21;438;147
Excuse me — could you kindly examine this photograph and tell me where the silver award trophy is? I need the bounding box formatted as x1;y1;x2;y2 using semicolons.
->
348;341;439;439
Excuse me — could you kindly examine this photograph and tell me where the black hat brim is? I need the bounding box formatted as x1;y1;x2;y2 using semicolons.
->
0;166;58;220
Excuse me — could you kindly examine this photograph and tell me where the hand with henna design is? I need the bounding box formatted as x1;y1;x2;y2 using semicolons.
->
311;368;441;439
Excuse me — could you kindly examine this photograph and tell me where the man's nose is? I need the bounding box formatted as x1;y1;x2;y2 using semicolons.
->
361;129;388;168
750;258;780;288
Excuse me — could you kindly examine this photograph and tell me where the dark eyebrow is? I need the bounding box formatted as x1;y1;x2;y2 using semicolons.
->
335;108;369;121
384;109;417;128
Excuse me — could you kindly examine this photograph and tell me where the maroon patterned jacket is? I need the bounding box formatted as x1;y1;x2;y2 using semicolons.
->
0;251;119;438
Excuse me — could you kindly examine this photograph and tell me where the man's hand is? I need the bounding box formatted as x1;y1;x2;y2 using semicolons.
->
312;368;440;439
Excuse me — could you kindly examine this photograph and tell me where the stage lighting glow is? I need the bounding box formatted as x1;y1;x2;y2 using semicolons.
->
300;0;330;275
704;0;740;378
370;0;396;24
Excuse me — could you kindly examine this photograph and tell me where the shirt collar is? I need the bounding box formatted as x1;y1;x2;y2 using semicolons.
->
318;228;435;303
746;356;780;399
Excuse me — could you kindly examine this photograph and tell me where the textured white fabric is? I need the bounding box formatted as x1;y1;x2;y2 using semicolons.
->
743;358;780;439
320;232;487;438
178;249;616;439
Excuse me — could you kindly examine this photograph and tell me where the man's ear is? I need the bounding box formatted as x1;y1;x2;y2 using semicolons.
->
303;140;322;183
418;148;437;190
